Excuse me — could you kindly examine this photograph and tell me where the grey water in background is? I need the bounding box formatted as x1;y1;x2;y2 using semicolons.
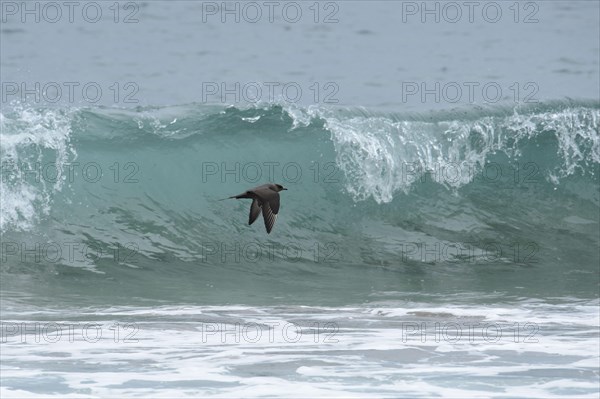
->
1;1;599;109
1;1;599;398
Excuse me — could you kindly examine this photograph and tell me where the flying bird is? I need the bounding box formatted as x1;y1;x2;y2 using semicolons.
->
220;183;287;234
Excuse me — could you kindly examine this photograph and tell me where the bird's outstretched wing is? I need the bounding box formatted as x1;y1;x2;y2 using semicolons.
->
258;190;280;234
249;199;261;225
262;200;278;234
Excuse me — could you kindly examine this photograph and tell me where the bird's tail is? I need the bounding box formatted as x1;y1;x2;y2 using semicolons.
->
219;192;251;201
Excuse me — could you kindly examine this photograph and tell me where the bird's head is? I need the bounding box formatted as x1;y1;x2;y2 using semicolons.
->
274;184;287;192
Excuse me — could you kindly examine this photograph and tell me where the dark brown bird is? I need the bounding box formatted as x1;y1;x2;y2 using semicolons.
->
221;183;287;234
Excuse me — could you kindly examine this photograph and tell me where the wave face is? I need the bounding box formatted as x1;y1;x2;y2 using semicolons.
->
1;101;599;305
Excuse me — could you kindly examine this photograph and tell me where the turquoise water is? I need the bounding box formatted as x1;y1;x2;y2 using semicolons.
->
2;102;599;303
1;1;599;397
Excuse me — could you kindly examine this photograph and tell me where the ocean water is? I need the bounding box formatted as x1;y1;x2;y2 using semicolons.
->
1;1;599;398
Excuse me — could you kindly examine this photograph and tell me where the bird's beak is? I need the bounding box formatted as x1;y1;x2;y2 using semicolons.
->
283;188;288;190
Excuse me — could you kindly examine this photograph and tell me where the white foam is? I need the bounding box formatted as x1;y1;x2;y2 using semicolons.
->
320;107;600;203
1;299;597;397
0;107;75;232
